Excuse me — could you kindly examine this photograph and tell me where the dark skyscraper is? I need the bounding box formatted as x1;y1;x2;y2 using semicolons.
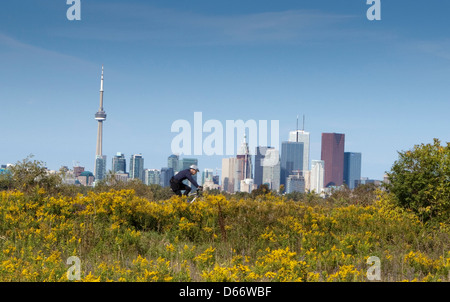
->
321;133;345;187
280;141;304;186
344;152;362;189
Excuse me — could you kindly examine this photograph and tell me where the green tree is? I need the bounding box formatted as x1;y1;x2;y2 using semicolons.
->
251;184;270;198
386;138;450;223
8;155;62;193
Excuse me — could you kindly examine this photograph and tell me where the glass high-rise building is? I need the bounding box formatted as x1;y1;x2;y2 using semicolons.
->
288;130;310;172
344;152;362;190
280;141;304;186
112;152;126;174
94;155;107;181
129;154;144;183
321;133;345;187
160;167;174;188
168;154;179;174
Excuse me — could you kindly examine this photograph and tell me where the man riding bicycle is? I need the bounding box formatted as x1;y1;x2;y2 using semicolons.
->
170;165;203;196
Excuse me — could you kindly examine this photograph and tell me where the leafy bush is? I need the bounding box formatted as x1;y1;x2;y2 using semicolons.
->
386;138;450;223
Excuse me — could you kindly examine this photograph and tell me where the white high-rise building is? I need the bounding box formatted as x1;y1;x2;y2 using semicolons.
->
310;160;325;194
257;147;281;192
221;158;237;193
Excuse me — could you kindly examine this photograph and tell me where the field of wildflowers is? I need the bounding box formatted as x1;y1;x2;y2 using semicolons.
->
0;188;449;282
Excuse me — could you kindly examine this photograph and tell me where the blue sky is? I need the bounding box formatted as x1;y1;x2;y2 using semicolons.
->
1;0;450;180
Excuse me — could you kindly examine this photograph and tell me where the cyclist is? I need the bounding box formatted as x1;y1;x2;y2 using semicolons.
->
170;165;203;196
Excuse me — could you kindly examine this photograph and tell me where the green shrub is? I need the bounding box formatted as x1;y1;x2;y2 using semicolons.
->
386;138;450;224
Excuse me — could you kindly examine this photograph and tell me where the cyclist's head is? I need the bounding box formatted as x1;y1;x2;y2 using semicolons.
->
189;165;199;174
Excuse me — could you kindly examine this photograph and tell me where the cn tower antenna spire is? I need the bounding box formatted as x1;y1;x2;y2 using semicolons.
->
100;65;104;93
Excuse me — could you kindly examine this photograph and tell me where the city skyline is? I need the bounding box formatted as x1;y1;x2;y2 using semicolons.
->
1;1;450;181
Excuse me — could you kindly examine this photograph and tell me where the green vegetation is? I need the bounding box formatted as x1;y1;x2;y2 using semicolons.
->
0;139;449;282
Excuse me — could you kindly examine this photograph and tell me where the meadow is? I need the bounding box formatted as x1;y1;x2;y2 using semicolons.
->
1;187;449;282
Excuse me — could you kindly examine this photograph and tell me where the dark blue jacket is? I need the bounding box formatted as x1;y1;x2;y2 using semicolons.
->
173;169;200;188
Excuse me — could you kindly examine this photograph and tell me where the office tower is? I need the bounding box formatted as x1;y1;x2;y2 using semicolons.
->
129;154;145;183
310;160;325;194
288;116;310;172
94;66;107;181
160;167;174;188
201;169;214;186
280;141;304;186
212;175;220;185
286;174;305;193
237;135;252;179
222;157;237;193
112;152;127;174
344;152;362;189
179;158;198;170
168;154;179;174
321;133;345;187
235;135;253;192
254;146;267;187
95;156;107;181
255;146;280;191
179;158;198;183
145;169;161;186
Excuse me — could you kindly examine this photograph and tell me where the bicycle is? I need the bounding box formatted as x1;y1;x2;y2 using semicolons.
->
187;188;203;203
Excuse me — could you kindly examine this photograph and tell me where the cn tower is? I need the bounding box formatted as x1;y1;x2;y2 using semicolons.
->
94;65;107;180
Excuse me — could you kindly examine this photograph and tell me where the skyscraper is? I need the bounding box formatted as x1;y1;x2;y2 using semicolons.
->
321;133;345;187
235;135;253;192
280;141;304;186
254;146;280;191
94;66;107;181
112;152;127;174
344;152;362;190
160;167;174;188
168;154;179;174
310;160;325;194
129;154;144;183
289;129;310;172
221;157;237;193
254;146;267;187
